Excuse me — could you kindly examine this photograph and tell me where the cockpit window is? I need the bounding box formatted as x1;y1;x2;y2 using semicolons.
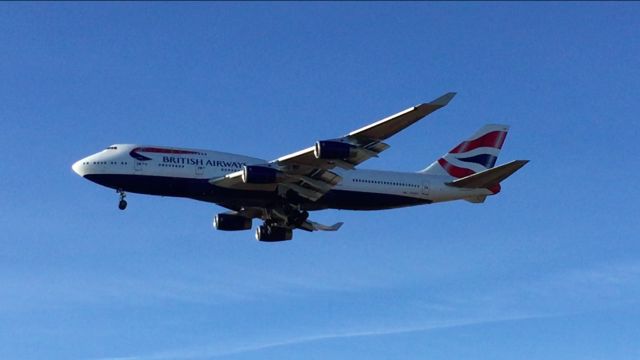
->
105;146;118;150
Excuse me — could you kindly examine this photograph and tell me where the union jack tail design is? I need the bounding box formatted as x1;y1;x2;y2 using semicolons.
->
420;124;509;180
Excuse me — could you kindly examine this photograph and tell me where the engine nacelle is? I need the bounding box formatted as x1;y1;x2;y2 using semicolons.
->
213;213;252;231
314;140;356;160
242;165;282;184
255;225;293;242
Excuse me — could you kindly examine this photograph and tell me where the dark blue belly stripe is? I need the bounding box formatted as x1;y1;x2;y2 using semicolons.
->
84;174;431;211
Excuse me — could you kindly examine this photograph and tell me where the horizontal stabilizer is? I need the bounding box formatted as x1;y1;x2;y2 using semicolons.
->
448;160;529;188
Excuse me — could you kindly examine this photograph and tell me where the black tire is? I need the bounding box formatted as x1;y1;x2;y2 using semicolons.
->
118;200;127;210
255;225;268;241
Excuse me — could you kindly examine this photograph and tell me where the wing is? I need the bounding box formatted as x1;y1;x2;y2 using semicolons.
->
211;92;456;202
276;91;456;170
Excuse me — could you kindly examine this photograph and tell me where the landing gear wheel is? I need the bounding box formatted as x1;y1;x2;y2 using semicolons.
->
255;225;268;241
255;224;293;242
117;189;127;210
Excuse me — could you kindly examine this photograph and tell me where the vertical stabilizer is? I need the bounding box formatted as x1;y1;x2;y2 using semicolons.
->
420;124;510;179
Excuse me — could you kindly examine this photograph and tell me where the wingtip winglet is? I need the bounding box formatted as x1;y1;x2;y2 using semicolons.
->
431;92;457;106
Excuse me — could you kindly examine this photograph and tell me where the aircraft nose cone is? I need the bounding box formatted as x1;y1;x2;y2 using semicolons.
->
72;160;83;176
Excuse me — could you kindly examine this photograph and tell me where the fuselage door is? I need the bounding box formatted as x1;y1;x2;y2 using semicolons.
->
134;161;143;172
422;180;430;196
196;165;205;176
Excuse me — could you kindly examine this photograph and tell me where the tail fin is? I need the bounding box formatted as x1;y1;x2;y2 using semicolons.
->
420;124;510;179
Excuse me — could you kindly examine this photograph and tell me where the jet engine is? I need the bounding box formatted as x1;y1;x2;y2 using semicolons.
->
241;165;283;184
314;140;356;160
213;213;252;231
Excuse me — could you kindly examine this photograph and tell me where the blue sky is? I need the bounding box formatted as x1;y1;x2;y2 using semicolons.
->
1;2;639;359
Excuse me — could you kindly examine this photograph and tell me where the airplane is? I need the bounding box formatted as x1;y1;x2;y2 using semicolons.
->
72;92;528;242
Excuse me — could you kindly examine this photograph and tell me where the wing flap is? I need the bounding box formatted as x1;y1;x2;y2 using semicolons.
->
277;183;324;201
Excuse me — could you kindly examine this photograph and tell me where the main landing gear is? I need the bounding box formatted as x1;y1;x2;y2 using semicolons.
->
254;208;307;242
117;189;127;210
255;222;293;242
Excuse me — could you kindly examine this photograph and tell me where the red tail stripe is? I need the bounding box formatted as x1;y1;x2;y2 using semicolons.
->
449;131;507;154
438;158;475;178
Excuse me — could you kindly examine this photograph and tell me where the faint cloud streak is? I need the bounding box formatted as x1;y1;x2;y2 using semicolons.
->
93;313;547;360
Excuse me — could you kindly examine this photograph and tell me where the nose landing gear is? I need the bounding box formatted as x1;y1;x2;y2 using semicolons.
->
117;189;127;210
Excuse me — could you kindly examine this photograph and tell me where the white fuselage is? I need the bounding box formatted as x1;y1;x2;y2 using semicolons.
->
72;144;492;211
